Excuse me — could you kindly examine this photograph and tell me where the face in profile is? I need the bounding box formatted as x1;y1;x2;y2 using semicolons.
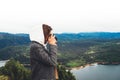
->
48;31;57;41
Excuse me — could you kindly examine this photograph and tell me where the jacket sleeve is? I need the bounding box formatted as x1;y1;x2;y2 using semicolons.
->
30;43;57;66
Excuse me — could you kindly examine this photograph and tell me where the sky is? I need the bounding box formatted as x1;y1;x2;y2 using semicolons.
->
0;0;120;33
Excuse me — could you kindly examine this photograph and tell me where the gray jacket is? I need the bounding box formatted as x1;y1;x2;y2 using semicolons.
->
30;41;57;80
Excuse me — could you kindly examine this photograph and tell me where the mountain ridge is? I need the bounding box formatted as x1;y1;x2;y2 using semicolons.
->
0;32;120;67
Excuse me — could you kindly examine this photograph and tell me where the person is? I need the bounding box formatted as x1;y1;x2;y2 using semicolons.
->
29;25;58;80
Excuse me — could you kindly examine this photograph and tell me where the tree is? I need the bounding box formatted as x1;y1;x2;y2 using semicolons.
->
0;59;31;80
0;59;77;80
57;64;76;80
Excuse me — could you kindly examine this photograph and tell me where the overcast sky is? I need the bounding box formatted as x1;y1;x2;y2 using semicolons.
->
0;0;120;33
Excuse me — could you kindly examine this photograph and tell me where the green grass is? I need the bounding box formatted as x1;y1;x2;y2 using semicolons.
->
67;61;80;67
66;59;86;67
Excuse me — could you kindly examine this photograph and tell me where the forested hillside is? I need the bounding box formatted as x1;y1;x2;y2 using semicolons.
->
0;32;30;49
0;32;120;67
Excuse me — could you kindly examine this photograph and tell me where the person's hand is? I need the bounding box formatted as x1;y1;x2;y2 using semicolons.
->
48;34;57;45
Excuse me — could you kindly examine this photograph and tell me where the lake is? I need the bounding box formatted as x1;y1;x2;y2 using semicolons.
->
71;64;120;80
0;61;120;80
0;60;9;67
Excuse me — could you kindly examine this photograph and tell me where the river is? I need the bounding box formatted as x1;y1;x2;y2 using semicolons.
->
71;64;120;80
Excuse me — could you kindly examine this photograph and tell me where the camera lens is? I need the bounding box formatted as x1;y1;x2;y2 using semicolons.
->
55;36;57;41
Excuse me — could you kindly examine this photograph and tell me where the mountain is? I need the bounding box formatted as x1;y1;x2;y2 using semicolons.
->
0;32;120;67
56;32;120;66
56;32;120;41
0;32;30;49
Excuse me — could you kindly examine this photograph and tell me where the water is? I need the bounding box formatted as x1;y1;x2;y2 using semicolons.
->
0;61;120;80
0;60;8;67
71;64;120;80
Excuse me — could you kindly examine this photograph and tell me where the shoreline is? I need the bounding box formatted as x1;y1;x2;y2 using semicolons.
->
0;60;9;67
70;62;120;70
0;60;9;62
70;63;98;70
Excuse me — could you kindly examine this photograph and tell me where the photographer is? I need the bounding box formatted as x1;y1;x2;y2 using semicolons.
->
29;24;58;80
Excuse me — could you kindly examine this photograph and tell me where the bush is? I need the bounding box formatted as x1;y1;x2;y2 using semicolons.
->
57;64;76;80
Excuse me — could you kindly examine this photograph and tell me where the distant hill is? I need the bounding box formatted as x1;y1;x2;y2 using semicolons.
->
0;32;120;67
0;32;30;49
0;45;29;62
56;32;120;41
56;32;120;66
